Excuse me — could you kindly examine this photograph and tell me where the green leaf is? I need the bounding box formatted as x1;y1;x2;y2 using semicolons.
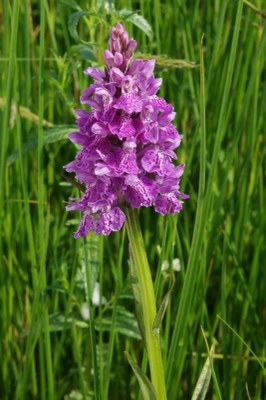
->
153;272;175;331
118;9;153;39
201;329;222;400
191;346;214;400
124;351;157;400
43;125;75;144
70;44;96;61
7;125;75;167
48;312;88;332
22;312;88;336
129;246;145;341
80;233;101;298
68;11;92;42
96;0;116;14
96;306;141;339
59;0;82;11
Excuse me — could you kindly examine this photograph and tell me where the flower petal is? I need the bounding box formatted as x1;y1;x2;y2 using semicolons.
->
74;214;94;238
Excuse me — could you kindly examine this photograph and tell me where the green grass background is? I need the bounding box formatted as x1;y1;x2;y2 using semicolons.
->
0;0;265;399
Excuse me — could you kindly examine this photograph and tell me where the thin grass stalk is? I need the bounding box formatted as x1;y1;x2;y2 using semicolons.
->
0;3;19;382
0;0;19;206
15;209;50;399
37;0;45;245
83;238;101;400
37;1;55;398
98;236;104;398
39;338;46;400
125;207;167;400
200;330;223;400
103;228;126;400
180;3;200;121
14;57;39;400
166;31;207;395
71;319;88;398
221;231;229;399
166;3;243;396
206;28;266;253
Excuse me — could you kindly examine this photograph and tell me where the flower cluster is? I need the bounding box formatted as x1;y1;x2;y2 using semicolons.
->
65;23;188;237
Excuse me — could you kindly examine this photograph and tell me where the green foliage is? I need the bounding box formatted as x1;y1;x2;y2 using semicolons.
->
59;0;82;11
67;2;153;44
0;0;265;399
191;346;214;400
117;9;153;39
125;351;157;400
7;125;75;166
68;11;99;42
96;306;141;339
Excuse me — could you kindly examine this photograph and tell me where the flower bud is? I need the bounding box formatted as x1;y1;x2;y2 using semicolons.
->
114;52;123;66
125;39;137;57
116;22;124;35
113;39;121;53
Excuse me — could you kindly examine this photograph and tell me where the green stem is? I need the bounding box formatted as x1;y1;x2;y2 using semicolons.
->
125;208;167;400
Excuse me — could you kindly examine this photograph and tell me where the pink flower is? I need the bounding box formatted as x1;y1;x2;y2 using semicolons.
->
64;23;188;237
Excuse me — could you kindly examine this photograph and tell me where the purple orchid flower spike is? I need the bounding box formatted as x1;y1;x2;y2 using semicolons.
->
64;22;188;237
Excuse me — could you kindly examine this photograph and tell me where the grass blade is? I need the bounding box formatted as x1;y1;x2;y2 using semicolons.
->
166;3;243;396
125;351;157;400
191;346;214;400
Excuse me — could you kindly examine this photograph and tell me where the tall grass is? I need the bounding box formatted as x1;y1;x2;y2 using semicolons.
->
0;0;265;399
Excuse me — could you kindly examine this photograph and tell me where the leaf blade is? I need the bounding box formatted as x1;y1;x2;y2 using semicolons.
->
124;351;157;400
7;125;75;167
191;346;214;400
118;9;153;39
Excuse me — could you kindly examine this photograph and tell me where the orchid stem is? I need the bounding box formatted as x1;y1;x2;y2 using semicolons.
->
125;207;167;400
